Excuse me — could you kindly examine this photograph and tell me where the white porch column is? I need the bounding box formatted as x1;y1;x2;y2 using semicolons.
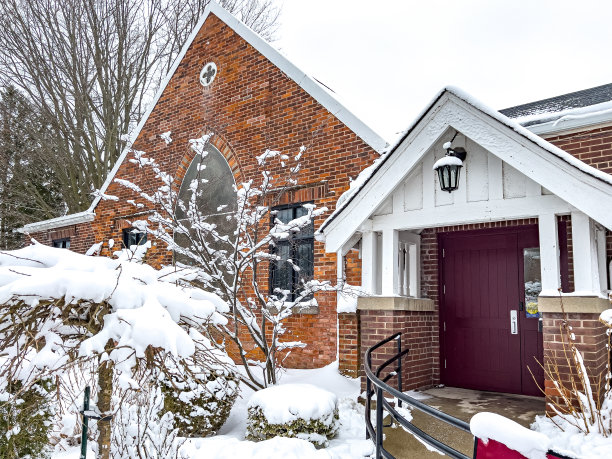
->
596;224;608;292
381;229;399;296
408;242;420;297
401;231;421;298
571;211;601;294
336;250;344;287
361;231;378;294
538;213;561;294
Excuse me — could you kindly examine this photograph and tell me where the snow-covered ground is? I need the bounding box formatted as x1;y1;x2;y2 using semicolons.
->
182;362;373;458
52;362;373;459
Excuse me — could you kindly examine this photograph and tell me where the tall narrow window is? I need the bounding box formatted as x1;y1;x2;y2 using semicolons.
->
270;204;314;302
174;143;237;265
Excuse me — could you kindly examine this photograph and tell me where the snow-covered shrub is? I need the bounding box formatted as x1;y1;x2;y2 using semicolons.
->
111;383;184;459
246;384;339;447
159;332;239;437
0;243;232;455
0;378;54;459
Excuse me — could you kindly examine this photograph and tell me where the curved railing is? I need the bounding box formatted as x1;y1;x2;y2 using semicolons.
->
364;332;473;459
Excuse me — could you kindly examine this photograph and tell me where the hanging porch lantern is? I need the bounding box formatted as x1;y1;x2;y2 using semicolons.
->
433;142;467;193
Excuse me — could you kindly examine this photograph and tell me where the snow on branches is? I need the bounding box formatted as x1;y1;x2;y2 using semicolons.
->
0;242;227;382
117;135;335;389
0;242;236;456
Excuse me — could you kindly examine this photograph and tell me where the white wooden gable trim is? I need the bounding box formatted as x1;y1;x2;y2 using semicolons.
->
23;1;387;234
323;91;612;253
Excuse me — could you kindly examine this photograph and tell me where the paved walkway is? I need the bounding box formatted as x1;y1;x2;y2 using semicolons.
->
379;387;545;458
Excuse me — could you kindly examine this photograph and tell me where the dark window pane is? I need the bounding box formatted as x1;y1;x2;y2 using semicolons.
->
269;203;315;302
274;208;293;224
272;243;292;294
296;240;314;282
52;238;70;249
123;229;147;248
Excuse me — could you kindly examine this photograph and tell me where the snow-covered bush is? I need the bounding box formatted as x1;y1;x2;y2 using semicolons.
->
0;243;233;455
111;383;184;459
0;378;54;459
246;384;339;447
159;332;239;437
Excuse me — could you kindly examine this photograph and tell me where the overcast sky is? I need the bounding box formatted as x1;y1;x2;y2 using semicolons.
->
273;0;612;142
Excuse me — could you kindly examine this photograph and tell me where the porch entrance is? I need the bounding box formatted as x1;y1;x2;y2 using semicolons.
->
440;226;544;396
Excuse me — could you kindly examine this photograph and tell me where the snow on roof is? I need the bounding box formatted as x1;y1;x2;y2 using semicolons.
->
21;2;387;234
318;86;612;236
500;82;612;124
0;243;227;368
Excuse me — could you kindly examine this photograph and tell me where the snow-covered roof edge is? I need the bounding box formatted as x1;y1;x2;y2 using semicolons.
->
523;101;612;135
22;1;388;234
19;210;95;234
318;86;612;236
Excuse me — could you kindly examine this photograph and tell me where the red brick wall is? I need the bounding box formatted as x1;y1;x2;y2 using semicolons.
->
339;313;360;377
359;310;438;391
32;13;380;370
542;312;609;411
546;125;612;174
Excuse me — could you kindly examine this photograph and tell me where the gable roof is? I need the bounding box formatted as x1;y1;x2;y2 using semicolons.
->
21;1;387;234
319;86;612;251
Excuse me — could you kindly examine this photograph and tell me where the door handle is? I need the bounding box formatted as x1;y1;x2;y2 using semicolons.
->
510;310;518;335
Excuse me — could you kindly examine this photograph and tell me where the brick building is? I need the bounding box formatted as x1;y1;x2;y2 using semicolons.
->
22;3;612;404
320;86;612;403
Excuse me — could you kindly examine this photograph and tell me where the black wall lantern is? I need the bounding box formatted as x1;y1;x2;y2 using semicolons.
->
433;141;467;193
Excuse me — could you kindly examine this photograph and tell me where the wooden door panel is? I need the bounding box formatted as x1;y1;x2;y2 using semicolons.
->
442;231;523;394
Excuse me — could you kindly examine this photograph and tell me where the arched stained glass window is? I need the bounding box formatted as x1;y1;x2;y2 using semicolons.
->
174;143;238;264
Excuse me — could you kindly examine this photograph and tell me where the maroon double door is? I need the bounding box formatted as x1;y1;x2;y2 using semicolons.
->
439;226;544;396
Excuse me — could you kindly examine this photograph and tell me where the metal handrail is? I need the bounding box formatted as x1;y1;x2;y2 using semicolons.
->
364;332;473;459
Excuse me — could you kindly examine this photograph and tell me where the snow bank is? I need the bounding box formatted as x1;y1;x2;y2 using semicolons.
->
470;412;550;459
0;243;228;375
248;383;337;425
532;414;612;458
432;155;462;169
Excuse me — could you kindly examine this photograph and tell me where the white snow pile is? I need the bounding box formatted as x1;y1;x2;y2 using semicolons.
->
336;284;361;313
432;155;463;169
599;306;612;327
248;383;338;426
0;242;228;377
246;383;339;446
470;412;551;459
176;362;373;458
532;413;612;458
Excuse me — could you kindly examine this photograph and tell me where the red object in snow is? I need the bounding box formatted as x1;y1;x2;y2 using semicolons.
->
475;438;527;458
475;438;569;459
